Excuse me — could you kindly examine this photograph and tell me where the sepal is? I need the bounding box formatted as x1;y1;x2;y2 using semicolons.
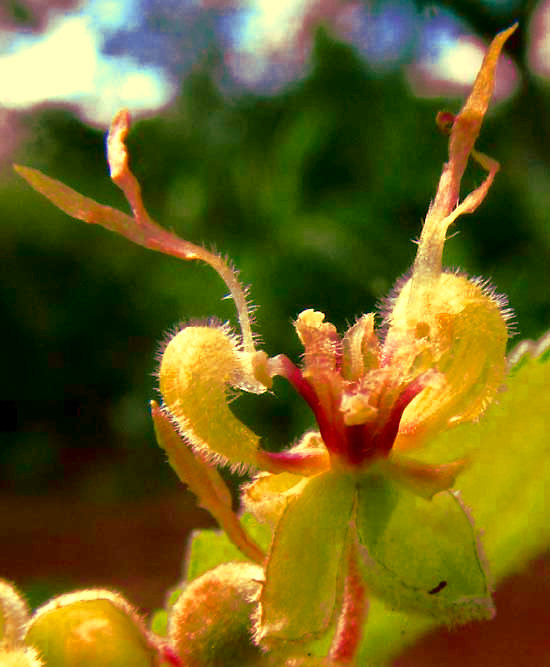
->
256;473;355;646
355;475;494;624
151;400;265;564
376;455;466;499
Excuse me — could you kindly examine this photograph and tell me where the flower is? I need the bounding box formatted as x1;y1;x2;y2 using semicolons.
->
14;22;518;654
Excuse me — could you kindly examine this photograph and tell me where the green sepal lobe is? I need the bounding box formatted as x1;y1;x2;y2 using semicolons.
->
356;474;494;625
257;472;356;646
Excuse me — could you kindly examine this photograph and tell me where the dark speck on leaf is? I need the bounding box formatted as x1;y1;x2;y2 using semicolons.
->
428;581;447;594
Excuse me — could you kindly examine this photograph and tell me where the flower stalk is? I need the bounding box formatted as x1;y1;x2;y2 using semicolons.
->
329;542;368;664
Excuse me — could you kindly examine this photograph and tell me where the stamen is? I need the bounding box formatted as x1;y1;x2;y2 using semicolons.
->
268;354;347;457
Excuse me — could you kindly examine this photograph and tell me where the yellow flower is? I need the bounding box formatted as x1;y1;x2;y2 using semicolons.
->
14;23;519;651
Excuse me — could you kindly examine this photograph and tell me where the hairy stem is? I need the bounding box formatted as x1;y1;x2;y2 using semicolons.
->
329;541;368;664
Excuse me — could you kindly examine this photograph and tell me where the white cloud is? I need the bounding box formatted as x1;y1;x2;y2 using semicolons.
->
0;2;174;124
0;16;98;106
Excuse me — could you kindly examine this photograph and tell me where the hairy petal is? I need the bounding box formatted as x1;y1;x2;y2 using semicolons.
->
389;273;508;449
159;325;263;472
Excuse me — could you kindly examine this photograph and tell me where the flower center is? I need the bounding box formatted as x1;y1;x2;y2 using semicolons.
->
274;353;427;468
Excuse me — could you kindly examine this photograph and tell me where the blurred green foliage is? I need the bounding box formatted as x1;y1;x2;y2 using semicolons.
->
1;30;549;500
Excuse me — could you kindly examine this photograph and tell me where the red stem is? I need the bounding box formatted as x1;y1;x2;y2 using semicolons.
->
329;542;368;664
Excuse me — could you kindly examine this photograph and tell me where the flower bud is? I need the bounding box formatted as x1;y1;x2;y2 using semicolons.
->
25;590;157;667
0;580;29;647
0;647;44;667
169;562;265;666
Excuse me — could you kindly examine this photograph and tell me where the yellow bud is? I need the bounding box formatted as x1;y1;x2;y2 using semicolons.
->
0;580;29;648
25;590;156;667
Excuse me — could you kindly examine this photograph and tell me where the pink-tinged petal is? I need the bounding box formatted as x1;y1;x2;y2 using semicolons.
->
269;352;349;459
295;309;343;376
257;447;330;476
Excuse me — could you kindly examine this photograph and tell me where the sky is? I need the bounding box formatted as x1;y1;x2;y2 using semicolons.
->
0;0;536;126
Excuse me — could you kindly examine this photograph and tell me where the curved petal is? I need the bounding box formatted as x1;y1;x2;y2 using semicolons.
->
159;324;263;472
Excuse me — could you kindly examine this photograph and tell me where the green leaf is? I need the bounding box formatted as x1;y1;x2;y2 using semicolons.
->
456;351;550;579
185;513;272;582
257;472;355;645
356;474;494;625
149;610;168;637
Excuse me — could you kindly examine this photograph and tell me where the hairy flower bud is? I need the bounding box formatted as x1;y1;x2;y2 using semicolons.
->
169;562;265;666
0;580;29;648
0;647;44;667
25;590;157;667
386;271;509;450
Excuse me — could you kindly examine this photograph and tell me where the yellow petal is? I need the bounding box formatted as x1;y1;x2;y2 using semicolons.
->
390;273;508;449
159;324;263;472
